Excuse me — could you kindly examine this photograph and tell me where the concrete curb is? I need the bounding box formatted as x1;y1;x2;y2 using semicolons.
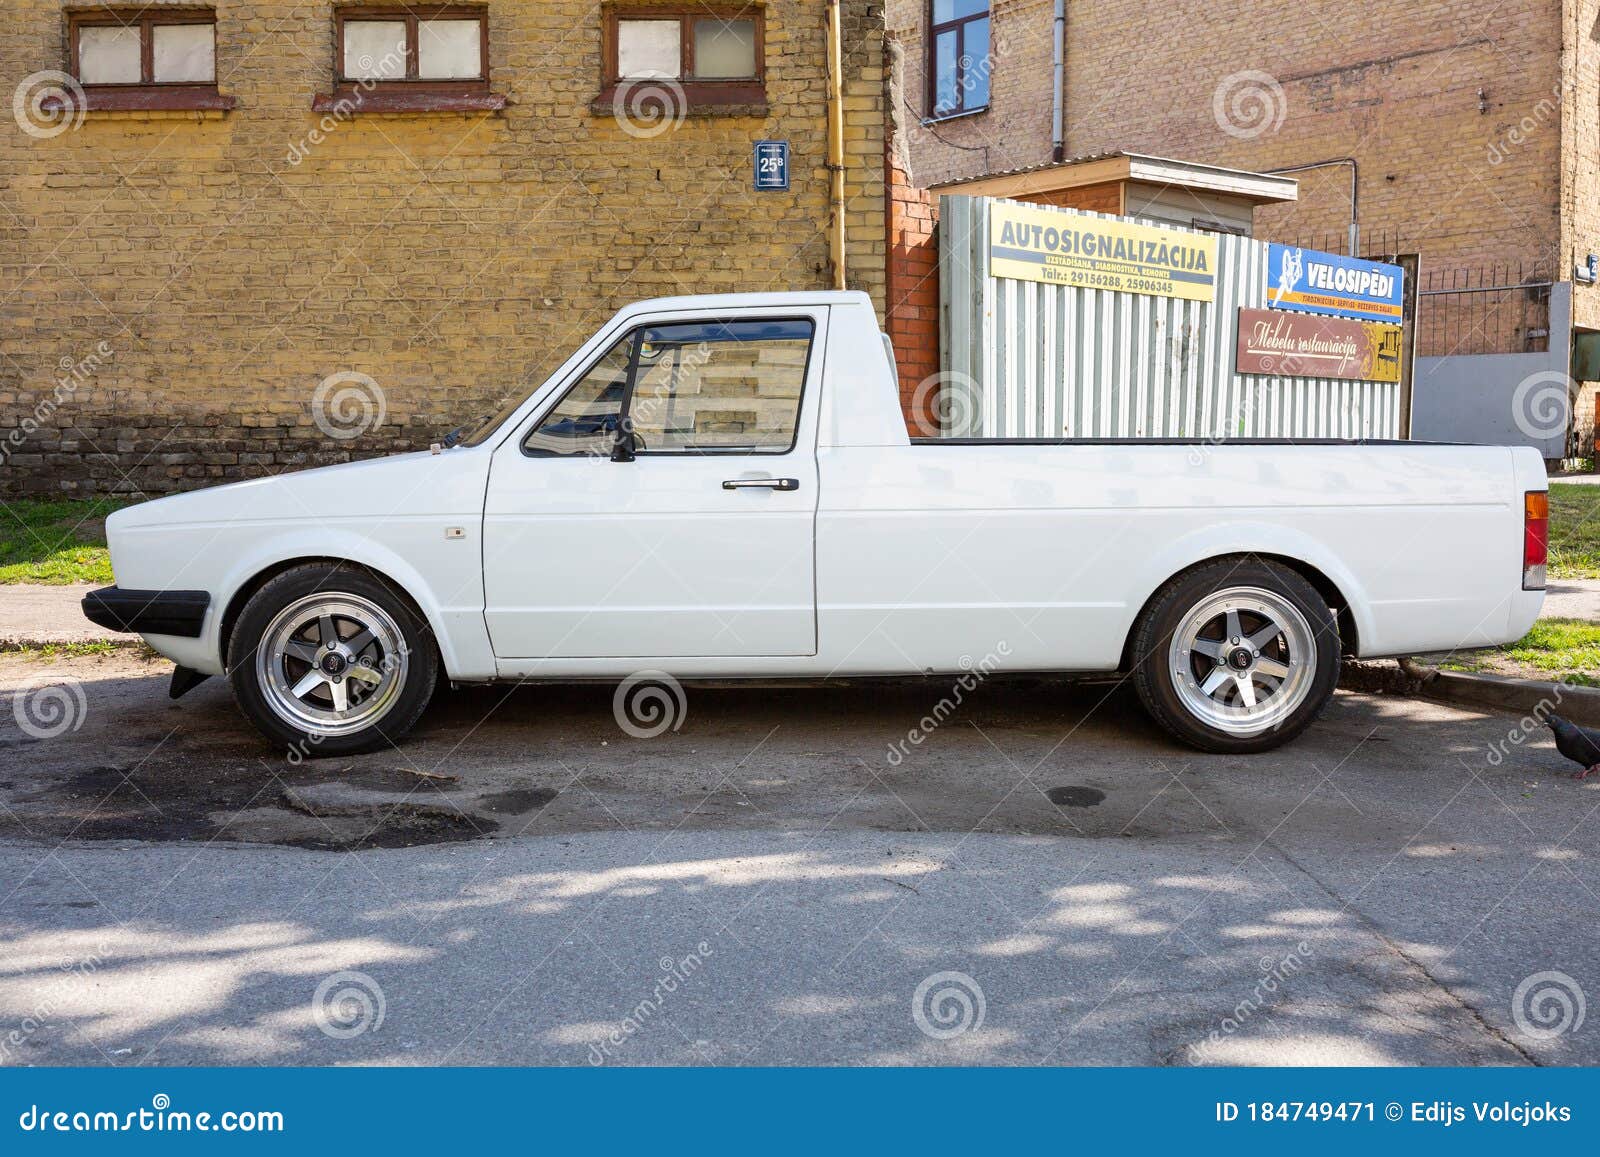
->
1418;669;1600;727
1341;660;1600;726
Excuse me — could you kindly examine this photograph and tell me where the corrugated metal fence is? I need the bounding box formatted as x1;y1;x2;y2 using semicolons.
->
939;196;1402;440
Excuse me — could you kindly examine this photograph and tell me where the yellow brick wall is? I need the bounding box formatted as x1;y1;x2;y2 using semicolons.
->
0;0;886;493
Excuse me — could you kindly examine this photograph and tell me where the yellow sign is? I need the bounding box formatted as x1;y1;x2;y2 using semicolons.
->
989;201;1218;302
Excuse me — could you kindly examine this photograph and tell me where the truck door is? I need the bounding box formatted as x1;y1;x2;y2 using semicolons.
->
482;308;825;659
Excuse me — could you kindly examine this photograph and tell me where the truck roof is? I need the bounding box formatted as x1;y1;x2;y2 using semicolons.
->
612;289;874;320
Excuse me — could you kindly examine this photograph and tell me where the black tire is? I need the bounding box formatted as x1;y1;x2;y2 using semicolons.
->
1130;558;1340;754
226;563;439;756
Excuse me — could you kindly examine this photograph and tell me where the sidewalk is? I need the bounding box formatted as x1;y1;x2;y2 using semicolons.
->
1;584;113;646
1543;577;1600;620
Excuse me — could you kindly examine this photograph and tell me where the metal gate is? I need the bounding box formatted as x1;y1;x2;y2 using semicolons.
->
939;196;1402;440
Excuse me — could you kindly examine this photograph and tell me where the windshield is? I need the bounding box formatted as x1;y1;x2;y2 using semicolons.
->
456;392;531;448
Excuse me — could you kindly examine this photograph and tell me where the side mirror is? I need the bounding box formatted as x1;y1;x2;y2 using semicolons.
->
610;417;640;462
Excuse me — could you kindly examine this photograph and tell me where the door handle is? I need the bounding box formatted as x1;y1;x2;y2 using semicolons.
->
722;477;800;492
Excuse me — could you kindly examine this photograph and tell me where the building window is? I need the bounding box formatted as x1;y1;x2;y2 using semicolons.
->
600;7;766;110
315;4;506;112
335;5;486;84
66;8;234;111
927;1;990;120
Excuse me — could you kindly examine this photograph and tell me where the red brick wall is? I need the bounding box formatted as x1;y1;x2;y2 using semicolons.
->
886;139;941;437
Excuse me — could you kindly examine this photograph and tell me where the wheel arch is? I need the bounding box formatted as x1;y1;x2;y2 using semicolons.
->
219;556;436;673
1118;551;1361;672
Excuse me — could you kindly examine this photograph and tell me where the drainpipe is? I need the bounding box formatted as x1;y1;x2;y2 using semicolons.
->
1264;158;1360;256
826;0;847;290
1051;0;1065;163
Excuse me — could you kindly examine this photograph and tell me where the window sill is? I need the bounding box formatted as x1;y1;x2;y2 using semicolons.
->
590;83;768;119
311;87;509;114
43;87;236;114
921;105;990;126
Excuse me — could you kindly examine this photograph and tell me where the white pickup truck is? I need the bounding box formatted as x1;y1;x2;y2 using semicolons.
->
84;290;1549;756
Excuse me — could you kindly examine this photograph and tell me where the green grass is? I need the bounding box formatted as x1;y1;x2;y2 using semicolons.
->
1549;483;1600;580
0;639;152;660
0;497;131;585
1441;618;1600;686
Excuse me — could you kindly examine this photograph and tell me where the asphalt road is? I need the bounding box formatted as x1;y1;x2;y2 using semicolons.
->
0;651;1596;1066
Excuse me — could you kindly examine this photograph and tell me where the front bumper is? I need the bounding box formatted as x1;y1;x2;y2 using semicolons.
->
82;586;210;639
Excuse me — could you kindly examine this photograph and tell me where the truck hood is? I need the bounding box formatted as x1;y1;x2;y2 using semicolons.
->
109;449;485;532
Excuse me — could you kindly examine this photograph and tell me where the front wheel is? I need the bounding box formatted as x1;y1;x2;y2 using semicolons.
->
227;564;439;755
1130;559;1340;754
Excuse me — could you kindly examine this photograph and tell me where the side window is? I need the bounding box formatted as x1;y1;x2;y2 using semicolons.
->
629;320;812;453
522;334;633;456
522;319;813;457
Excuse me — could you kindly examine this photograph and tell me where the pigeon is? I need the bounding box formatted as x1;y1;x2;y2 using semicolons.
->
1546;714;1600;780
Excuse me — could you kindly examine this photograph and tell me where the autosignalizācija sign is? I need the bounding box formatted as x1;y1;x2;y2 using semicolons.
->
988;202;1218;302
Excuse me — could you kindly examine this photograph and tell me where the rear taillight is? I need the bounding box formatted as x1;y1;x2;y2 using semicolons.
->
1524;490;1549;590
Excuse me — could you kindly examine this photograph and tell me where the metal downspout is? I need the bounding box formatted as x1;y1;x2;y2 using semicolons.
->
826;0;847;290
1051;0;1065;163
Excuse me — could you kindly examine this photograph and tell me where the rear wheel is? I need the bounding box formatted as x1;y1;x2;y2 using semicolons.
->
227;564;438;755
1130;559;1339;753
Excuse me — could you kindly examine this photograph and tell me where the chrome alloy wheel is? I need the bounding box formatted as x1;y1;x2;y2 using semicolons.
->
254;593;408;737
1167;586;1318;738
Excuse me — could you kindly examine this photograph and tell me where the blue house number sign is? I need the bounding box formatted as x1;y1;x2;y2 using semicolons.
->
754;140;789;191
